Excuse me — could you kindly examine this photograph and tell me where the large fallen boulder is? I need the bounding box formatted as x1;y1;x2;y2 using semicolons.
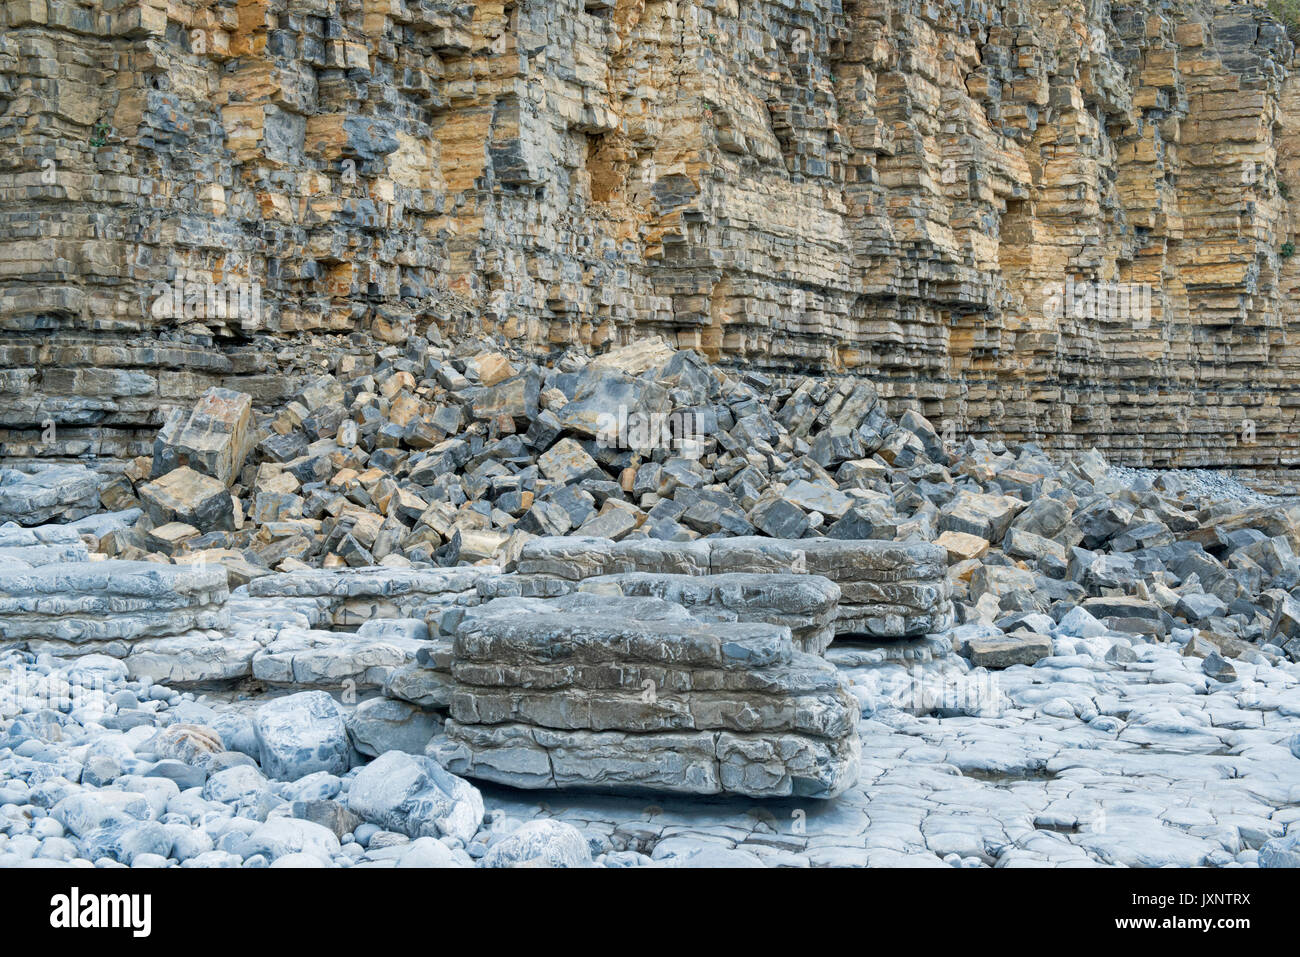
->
0;465;100;526
430;593;860;798
346;697;442;757
347;750;483;844
252;691;351;781
138;466;235;532
152;387;255;487
480;820;594;868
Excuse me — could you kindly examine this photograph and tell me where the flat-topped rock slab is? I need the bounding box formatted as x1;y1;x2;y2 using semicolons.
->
579;571;840;654
245;565;497;625
0;560;229;644
432;593;860;799
516;536;952;639
0;466;100;526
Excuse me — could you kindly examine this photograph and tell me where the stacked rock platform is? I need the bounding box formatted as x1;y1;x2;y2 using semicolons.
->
430;594;860;799
516;535;954;640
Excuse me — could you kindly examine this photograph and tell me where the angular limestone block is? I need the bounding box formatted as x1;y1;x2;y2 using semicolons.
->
138;467;235;532
153;387;254;486
0;466;100;526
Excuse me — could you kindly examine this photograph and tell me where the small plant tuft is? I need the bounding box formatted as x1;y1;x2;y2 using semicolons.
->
1269;0;1300;43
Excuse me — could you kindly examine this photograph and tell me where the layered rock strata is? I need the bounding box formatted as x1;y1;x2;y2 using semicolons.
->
3;0;1300;468
474;569;840;653
244;564;496;626
0;466;100;525
0;560;229;645
0;523;90;568
517;534;954;638
431;593;861;798
0;559;235;681
582;571;840;655
249;620;431;692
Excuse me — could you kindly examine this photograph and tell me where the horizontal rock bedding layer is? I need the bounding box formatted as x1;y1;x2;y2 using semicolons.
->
518;536;953;638
0;467;101;527
0;561;230;645
431;594;859;799
581;572;840;655
245;566;497;627
472;569;840;653
434;722;860;801
7;1;1300;472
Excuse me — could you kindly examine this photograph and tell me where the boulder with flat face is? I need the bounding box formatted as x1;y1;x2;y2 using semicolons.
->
0;465;100;526
152;388;254;487
462;368;540;425
940;491;1026;542
481;820;594;868
252;691;351;781
960;632;1054;669
346;697;442;757
557;366;670;442
347;750;483;844
138;466;235;532
1080;595;1170;638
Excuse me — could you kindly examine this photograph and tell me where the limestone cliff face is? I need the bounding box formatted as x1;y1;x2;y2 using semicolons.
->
2;0;1299;468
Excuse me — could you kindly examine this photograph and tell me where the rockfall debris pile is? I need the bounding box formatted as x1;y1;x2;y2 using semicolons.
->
3;335;1300;867
20;334;1300;668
